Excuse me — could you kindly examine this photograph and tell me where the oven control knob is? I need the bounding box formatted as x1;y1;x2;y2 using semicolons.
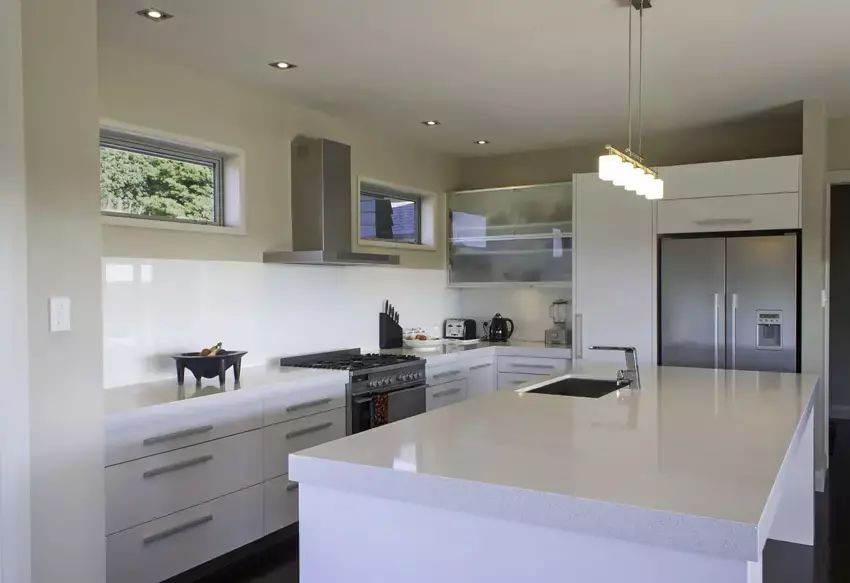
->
381;378;391;386
368;380;377;388
416;372;423;379
398;374;408;382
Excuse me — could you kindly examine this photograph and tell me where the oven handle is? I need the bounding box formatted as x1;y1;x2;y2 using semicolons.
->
357;382;427;398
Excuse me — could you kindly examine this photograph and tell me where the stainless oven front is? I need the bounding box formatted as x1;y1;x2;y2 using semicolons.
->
349;383;426;434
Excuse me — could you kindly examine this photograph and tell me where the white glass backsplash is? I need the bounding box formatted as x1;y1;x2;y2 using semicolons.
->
456;287;572;343
103;258;458;388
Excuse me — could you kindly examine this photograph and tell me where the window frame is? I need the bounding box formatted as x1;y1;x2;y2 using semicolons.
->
358;179;424;246
99;129;226;227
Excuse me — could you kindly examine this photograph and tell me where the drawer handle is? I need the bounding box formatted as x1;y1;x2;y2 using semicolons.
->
510;364;556;370
693;218;753;226
143;425;213;446
433;387;462;399
286;481;300;492
143;455;214;479
286;421;333;440
512;380;529;385
286;398;333;413
470;363;493;370
433;369;462;380
143;514;213;545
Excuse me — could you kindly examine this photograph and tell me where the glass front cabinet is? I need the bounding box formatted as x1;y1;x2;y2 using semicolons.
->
448;182;573;286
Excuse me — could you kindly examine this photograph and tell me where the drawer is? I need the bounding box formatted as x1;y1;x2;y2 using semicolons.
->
498;372;547;391
263;382;346;426
105;397;263;467
426;379;468;411
106;430;262;535
106;484;263;583
263;475;299;535
657;191;800;234
263;407;346;480
498;356;569;375
426;364;467;386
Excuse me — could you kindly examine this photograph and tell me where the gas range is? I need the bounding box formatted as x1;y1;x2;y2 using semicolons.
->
279;349;425;395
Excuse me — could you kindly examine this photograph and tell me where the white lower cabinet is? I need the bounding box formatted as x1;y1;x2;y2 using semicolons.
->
106;484;263;583
498;372;546;390
106;429;263;535
497;356;569;376
262;407;346;479
426;379;468;411
263;475;299;535
466;360;496;398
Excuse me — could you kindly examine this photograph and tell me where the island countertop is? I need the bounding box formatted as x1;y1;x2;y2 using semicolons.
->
290;364;818;561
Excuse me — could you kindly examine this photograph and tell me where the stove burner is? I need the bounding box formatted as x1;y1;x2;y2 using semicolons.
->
284;352;420;371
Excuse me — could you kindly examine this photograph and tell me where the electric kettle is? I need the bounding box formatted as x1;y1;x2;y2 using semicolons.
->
486;313;514;342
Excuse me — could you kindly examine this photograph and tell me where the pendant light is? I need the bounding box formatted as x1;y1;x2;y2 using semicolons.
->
598;0;663;199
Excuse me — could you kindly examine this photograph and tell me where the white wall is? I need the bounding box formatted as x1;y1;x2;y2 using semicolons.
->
22;0;105;580
103;259;459;388
0;0;30;581
99;43;458;269
457;288;570;343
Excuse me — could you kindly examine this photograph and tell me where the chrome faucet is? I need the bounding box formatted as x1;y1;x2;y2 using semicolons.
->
589;346;640;390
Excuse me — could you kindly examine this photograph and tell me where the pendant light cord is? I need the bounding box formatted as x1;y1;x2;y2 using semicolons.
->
628;6;632;152
639;0;644;158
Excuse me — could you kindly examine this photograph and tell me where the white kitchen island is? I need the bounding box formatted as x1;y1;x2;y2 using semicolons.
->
290;364;819;583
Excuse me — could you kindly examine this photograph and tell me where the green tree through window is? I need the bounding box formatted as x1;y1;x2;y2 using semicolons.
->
100;147;216;223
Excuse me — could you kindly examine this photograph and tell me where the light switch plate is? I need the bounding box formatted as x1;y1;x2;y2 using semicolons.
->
49;297;71;332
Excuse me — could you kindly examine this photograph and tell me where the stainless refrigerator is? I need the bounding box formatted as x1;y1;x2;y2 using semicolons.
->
659;233;799;372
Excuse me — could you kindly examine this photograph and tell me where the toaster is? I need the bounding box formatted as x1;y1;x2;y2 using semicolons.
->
443;318;477;340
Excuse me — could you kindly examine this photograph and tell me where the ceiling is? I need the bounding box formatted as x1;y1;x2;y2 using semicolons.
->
99;0;850;155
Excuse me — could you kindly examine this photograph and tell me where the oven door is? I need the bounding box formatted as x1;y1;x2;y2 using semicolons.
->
351;384;426;434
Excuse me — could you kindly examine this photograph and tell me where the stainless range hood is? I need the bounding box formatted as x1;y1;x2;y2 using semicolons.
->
263;136;399;266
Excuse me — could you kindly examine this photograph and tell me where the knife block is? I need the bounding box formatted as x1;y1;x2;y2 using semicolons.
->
379;313;403;349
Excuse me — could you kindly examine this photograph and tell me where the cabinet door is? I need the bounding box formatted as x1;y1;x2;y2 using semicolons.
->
573;173;654;364
466;361;496;398
426;379;468;411
497;372;545;390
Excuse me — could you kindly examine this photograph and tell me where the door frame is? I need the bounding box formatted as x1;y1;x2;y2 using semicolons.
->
826;171;850;420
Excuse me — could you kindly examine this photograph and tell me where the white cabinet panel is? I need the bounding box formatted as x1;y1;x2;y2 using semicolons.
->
466;360;496;398
262;382;346;426
106;484;263;583
263;408;346;480
426;379;468;411
263;475;300;535
105;397;263;467
497;356;568;375
658;156;800;200
573;174;654;364
657;192;800;234
106;429;262;535
497;372;545;390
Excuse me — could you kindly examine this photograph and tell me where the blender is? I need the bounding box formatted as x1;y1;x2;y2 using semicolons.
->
545;299;570;346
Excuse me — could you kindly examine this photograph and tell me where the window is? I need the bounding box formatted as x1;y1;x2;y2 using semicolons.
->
100;129;224;226
359;181;422;244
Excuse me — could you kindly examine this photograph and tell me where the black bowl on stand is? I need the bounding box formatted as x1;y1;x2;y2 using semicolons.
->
172;350;248;386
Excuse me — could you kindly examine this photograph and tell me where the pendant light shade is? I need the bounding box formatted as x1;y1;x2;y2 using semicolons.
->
599;154;625;182
625;166;647;192
612;161;633;187
644;177;664;199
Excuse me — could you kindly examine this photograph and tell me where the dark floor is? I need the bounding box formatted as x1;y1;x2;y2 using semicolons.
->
193;420;850;583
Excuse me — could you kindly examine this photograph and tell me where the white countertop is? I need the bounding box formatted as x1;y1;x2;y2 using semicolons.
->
104;364;348;416
290;364;818;560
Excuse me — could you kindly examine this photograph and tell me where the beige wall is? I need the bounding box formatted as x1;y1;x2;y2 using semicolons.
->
828;117;850;171
99;43;458;269
802;101;829;484
458;115;803;190
22;0;105;580
0;0;31;580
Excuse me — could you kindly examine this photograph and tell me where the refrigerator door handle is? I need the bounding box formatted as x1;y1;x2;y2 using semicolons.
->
731;293;738;369
714;293;721;369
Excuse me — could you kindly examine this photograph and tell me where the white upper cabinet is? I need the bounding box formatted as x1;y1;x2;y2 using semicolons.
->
657;155;801;200
572;174;654;365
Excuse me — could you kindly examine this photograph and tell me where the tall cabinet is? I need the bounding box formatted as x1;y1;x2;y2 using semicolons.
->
572;173;655;364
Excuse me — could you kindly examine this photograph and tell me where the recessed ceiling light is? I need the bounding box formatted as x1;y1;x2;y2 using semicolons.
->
269;61;297;70
136;8;173;21
474;140;490;145
421;120;441;126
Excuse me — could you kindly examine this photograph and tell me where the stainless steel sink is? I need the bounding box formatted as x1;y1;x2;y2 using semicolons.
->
526;377;626;399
